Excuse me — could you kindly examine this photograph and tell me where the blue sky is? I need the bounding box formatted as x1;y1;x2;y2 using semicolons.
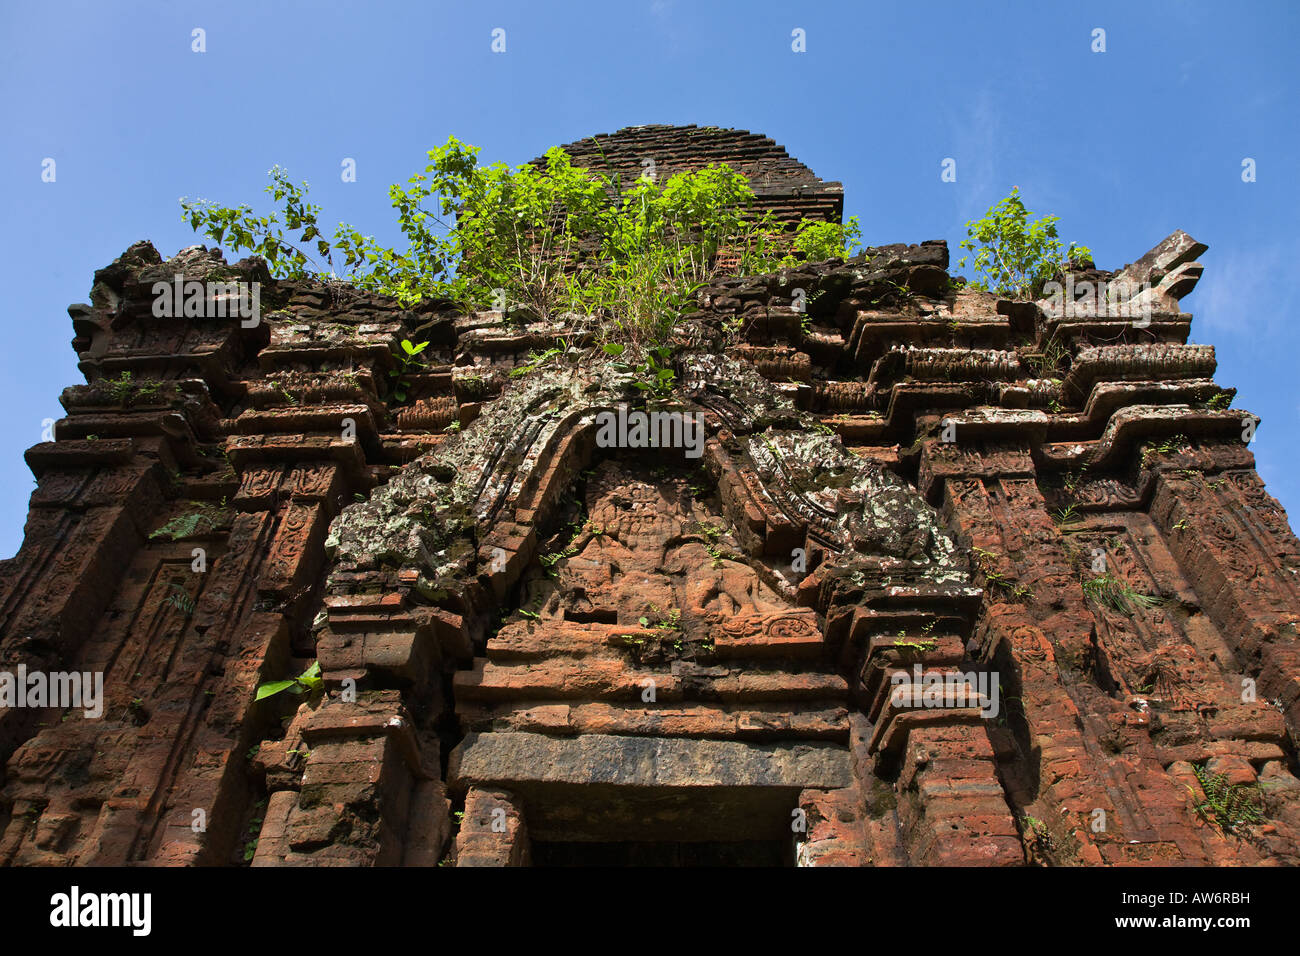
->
0;0;1296;558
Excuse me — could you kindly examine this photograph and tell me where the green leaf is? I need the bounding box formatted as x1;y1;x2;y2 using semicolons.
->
255;680;296;701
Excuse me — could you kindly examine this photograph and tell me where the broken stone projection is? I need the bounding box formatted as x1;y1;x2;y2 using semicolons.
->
1;124;1299;867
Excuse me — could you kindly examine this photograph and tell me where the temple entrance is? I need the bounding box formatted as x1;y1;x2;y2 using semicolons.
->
448;453;853;865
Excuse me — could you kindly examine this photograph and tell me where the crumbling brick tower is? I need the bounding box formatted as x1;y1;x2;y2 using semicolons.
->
1;125;1299;867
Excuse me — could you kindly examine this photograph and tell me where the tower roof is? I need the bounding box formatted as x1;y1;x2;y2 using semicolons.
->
532;124;844;225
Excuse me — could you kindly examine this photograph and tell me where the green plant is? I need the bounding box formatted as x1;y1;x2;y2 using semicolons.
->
389;338;429;403
778;216;862;265
1021;815;1056;856
893;620;938;654
149;503;227;541
183;165;335;282
640;607;682;632
1142;434;1189;467
539;543;578;579
698;526;736;568
619;345;676;398
893;637;939;654
182;138;837;351
255;661;323;702
1190;764;1265;834
695;522;722;542
511;339;575;378
969;549;1032;602
958;188;1092;298
866;278;917;309
1051;504;1081;526
1081;575;1167;615
270;380;299;406
108;371;135;404
1024;333;1070;379
458;374;486;398
242;801;265;863
165;583;196;617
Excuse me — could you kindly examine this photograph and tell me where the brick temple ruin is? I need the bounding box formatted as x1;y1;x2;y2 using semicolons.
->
2;124;1299;867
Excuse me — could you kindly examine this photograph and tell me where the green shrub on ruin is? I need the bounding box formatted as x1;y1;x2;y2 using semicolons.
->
958;187;1091;299
783;216;862;265
181;138;847;350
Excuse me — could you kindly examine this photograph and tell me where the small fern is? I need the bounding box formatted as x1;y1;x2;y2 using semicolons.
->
1191;764;1265;834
